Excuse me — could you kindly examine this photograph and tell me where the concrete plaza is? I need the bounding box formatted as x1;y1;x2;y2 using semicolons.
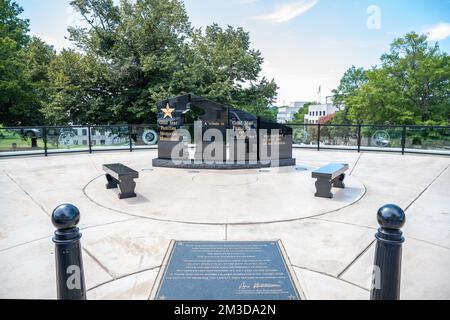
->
0;149;449;299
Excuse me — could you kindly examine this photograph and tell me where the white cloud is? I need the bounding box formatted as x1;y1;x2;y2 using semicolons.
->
66;5;78;28
252;0;318;23
425;23;450;41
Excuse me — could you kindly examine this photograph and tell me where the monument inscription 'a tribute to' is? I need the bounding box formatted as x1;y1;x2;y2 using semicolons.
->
152;241;302;300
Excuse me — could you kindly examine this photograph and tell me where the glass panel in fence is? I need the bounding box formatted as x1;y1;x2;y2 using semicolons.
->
405;127;450;154
131;124;159;148
2;124;449;157
360;126;403;151
46;127;90;153
319;125;358;150
0;127;45;156
90;126;130;150
288;124;318;147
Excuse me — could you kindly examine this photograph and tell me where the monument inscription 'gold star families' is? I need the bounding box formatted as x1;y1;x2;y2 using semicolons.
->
162;103;175;119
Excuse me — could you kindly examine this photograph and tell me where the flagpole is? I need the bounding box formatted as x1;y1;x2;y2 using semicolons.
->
318;86;321;104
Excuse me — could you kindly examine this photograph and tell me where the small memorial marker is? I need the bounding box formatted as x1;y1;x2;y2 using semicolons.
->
151;241;304;300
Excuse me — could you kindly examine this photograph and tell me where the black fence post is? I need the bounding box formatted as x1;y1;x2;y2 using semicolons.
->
370;204;405;300
52;204;87;300
129;124;133;152
317;124;321;151
87;126;92;154
43;126;48;157
401;126;406;155
357;125;361;153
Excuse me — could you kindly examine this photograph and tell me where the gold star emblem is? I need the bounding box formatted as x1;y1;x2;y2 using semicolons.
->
162;103;175;119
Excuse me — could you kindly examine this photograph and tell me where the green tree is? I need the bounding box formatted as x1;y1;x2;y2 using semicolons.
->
44;0;277;124
0;0;28;46
289;101;317;124
187;24;278;115
0;1;56;126
330;66;366;124
0;0;34;126
63;0;193;124
380;33;449;124
45;49;113;124
24;37;56;121
333;32;450;125
331;66;367;106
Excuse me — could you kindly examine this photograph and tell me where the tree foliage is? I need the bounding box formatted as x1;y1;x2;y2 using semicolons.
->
1;0;277;125
1;0;31;125
3;2;449;127
331;66;367;107
289;101;317;124
0;0;55;126
332;32;450;125
45;0;278;124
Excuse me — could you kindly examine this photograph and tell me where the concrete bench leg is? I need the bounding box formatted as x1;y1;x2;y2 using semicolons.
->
332;173;346;188
118;177;137;199
315;177;333;198
105;174;118;189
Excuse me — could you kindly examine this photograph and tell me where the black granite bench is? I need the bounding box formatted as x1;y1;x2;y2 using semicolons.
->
103;163;139;199
312;163;349;198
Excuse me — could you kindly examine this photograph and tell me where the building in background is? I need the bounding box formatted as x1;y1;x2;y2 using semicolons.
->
276;101;308;123
57;127;129;146
304;96;342;124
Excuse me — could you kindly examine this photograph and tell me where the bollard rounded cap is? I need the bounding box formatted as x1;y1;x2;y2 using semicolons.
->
377;204;405;230
51;204;80;230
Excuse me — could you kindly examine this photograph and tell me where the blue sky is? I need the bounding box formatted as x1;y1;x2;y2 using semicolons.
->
16;0;450;104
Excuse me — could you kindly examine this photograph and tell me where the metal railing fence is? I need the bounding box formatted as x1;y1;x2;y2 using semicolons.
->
0;123;449;157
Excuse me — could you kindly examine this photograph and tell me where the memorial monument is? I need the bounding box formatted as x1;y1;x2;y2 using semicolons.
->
152;94;296;169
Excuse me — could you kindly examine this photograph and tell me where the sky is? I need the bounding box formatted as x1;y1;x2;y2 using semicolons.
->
16;0;450;105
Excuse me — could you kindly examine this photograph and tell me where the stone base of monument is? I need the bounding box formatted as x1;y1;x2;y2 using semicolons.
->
152;158;296;169
150;240;305;300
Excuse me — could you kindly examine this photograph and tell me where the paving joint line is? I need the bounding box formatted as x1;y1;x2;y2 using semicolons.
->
0;235;52;253
87;265;161;292
404;164;449;211
82;246;116;280
337;239;376;279
87;155;102;174
82;174;367;227
3;170;50;218
147;240;174;300
81;216;143;231
291;264;370;293
408;236;450;250
310;216;376;231
349;152;363;176
335;164;450;280
0;218;141;253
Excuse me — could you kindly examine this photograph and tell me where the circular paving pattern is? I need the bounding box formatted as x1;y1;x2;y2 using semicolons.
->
84;166;366;224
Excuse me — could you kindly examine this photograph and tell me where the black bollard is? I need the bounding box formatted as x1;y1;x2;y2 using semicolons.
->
370;204;406;300
52;204;86;300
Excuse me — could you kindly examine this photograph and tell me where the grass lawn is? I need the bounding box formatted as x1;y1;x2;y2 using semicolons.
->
0;130;81;151
0;129;129;152
0;131;42;151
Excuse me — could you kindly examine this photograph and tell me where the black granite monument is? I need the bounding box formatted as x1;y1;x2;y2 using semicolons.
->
152;94;295;169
